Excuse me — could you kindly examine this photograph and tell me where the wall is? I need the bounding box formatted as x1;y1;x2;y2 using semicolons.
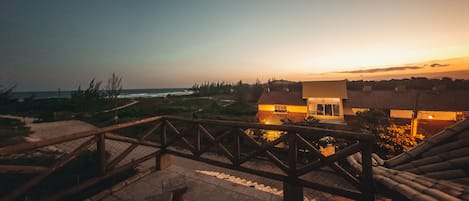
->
390;109;414;119
306;98;344;121
418;111;458;121
257;104;307;124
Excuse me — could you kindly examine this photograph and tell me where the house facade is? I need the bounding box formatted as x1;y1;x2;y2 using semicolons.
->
257;81;469;134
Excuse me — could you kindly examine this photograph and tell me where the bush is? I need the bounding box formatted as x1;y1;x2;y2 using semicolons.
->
357;109;421;159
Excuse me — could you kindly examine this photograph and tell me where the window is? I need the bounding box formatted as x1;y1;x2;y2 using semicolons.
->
316;104;340;116
316;104;324;115
274;105;287;113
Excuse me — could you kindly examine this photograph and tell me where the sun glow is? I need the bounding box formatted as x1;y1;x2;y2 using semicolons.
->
297;46;469;73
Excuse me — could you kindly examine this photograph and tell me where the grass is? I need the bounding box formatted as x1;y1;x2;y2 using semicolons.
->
80;95;258;127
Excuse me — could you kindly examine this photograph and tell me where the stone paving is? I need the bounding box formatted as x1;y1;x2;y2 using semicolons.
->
99;164;283;201
96;155;358;201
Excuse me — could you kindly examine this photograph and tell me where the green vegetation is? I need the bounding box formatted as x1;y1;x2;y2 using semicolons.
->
0;118;32;146
0;84;15;105
191;80;264;103
357;109;422;159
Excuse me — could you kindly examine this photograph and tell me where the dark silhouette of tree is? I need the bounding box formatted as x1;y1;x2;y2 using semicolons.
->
105;73;123;123
0;84;15;104
71;79;104;113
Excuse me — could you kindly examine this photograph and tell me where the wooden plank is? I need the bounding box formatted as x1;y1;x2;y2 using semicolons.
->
46;150;159;201
162;115;374;141
360;142;375;201
140;122;162;140
198;124;234;162
238;128;288;164
295;134;360;187
0;165;47;174
0;116;162;156
237;129;289;173
195;123;201;157
197;129;231;156
288;132;298;176
232;127;240;166
164;149;360;200
105;133;160;148
97;133;106;175
106;122;162;169
107;144;138;170
1;137;96;201
164;120;197;153
164;149;287;181
296;142;361;176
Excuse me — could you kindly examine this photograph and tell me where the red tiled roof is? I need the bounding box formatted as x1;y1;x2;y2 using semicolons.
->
258;90;469;111
344;90;469;111
257;91;305;105
344;90;417;110
418;91;469;111
347;119;469;201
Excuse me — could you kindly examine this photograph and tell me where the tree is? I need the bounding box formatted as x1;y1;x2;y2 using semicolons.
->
71;78;104;113
105;73;123;123
357;109;421;159
0;84;15;104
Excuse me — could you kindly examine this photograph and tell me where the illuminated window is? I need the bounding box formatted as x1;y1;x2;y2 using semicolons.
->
316;104;340;116
274;105;287;114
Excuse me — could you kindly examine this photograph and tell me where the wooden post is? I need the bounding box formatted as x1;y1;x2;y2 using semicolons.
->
288;132;297;176
97;133;106;175
195;124;201;157
283;181;303;201
232;127;240;166
155;152;171;170
284;132;302;201
360;142;375;201
156;121;169;169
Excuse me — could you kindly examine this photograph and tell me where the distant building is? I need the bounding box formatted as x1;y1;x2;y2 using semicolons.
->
257;80;469;135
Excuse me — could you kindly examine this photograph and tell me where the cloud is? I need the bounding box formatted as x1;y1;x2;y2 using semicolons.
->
430;63;450;68
335;66;423;74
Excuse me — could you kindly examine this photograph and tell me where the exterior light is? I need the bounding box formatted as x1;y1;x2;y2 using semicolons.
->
428;115;433;119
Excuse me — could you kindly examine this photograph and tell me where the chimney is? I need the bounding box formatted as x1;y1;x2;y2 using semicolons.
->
362;85;372;92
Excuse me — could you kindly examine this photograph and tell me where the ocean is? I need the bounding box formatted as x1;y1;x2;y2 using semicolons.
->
11;88;194;100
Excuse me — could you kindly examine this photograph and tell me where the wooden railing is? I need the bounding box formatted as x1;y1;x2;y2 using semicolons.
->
0;116;375;201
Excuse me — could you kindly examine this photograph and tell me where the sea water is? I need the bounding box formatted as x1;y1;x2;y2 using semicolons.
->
11;88;193;100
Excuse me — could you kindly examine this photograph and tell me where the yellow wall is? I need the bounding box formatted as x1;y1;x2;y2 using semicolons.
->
390;109;414;119
418;111;458;120
258;104;307;113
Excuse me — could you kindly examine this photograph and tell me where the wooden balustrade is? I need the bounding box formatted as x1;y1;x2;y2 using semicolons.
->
0;115;375;201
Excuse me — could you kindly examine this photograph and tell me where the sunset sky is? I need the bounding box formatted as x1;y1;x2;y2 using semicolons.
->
1;0;469;91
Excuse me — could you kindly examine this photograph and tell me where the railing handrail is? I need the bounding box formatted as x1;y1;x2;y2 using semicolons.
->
0;116;162;156
162;115;375;141
0;115;376;201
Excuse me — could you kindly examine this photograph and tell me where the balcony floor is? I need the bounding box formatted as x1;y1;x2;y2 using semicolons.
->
89;155;355;201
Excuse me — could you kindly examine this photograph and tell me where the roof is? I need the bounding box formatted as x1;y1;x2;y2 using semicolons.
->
257;91;306;105
418;91;469;111
302;80;348;99
344;90;417;110
258;87;469;111
347;119;469;201
344;90;469;111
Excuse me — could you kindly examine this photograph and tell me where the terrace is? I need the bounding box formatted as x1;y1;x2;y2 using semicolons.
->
0;116;376;201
